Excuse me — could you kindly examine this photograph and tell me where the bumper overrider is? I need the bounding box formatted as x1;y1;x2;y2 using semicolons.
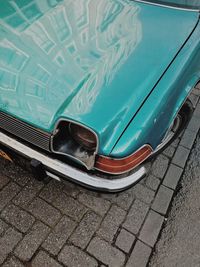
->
0;131;152;192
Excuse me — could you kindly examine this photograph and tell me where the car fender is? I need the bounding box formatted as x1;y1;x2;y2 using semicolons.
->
110;18;200;158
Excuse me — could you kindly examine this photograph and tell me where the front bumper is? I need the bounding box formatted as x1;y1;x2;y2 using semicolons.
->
0;131;149;192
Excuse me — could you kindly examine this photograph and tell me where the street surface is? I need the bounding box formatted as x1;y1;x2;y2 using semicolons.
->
150;134;200;267
0;84;199;266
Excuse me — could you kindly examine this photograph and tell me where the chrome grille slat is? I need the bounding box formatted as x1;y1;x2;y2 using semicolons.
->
0;112;51;151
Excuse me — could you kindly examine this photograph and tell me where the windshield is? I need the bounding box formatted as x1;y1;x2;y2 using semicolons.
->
136;0;200;10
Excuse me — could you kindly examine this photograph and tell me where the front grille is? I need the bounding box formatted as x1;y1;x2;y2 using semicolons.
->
0;112;51;152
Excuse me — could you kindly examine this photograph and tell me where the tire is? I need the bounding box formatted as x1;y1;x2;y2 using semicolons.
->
151;99;194;158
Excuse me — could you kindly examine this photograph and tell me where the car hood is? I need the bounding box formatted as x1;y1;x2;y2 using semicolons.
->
0;0;199;155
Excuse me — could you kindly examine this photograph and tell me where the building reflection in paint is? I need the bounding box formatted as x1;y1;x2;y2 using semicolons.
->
0;0;142;126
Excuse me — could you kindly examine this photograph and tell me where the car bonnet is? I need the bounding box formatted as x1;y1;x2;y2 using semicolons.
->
0;0;199;155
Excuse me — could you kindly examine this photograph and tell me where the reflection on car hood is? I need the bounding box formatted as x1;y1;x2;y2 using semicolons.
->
0;0;198;155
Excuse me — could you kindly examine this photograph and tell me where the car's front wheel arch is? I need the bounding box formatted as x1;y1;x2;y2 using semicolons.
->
151;98;194;158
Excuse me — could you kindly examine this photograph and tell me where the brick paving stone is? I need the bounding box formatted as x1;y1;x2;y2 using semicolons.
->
53;192;87;221
172;145;190;168
70;210;101;249
0;219;9;236
151;185;174;215
28;197;61;227
59;245;98;267
39;180;64;204
115;228;135;253
2;256;24;267
163;145;176;158
98;222;119;243
1;163;31;187
187;115;200;133
62;180;80;198
163;164;183;190
126;240;152;267
123;199;149;235
151;154;169;179
139;210;164;247
145;175;160;191
171;138;180;148
10;172;31;187
0;175;10;190
113;192;135;211
13;179;43;208
87;236;125;267
98;205;126;242
31;250;62;267
0;228;22;264
193;103;200;118
14;221;50;261
128;183;155;204
0;182;21;211
42;216;76;255
0;159;7;168
78;192;110;216
180;129;197;149
105;191;135;211
1;204;35;233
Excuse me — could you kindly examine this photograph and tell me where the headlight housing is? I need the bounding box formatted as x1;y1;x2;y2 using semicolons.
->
51;120;98;170
69;123;97;151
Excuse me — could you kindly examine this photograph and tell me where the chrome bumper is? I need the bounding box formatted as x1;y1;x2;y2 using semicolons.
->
0;132;148;192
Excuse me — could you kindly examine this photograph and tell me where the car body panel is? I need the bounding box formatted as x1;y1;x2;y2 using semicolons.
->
135;0;200;10
0;0;199;156
111;18;200;157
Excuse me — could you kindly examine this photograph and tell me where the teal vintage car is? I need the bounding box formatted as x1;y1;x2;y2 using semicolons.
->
0;0;200;192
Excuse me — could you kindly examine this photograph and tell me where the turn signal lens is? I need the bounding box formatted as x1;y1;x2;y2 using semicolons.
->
95;145;152;174
69;123;97;151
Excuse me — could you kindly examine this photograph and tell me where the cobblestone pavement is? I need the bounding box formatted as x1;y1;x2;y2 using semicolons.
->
149;132;200;267
0;83;199;267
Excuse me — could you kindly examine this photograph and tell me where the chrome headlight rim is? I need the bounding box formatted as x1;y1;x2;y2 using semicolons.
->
50;118;99;170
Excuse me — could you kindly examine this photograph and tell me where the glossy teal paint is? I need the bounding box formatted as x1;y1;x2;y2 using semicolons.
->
139;0;200;10
0;0;199;157
111;18;200;157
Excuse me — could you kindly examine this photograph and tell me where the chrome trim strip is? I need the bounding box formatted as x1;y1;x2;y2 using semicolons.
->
133;0;199;12
0;132;147;192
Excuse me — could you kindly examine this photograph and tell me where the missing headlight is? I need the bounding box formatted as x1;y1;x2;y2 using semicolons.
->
51;120;98;170
68;123;97;151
